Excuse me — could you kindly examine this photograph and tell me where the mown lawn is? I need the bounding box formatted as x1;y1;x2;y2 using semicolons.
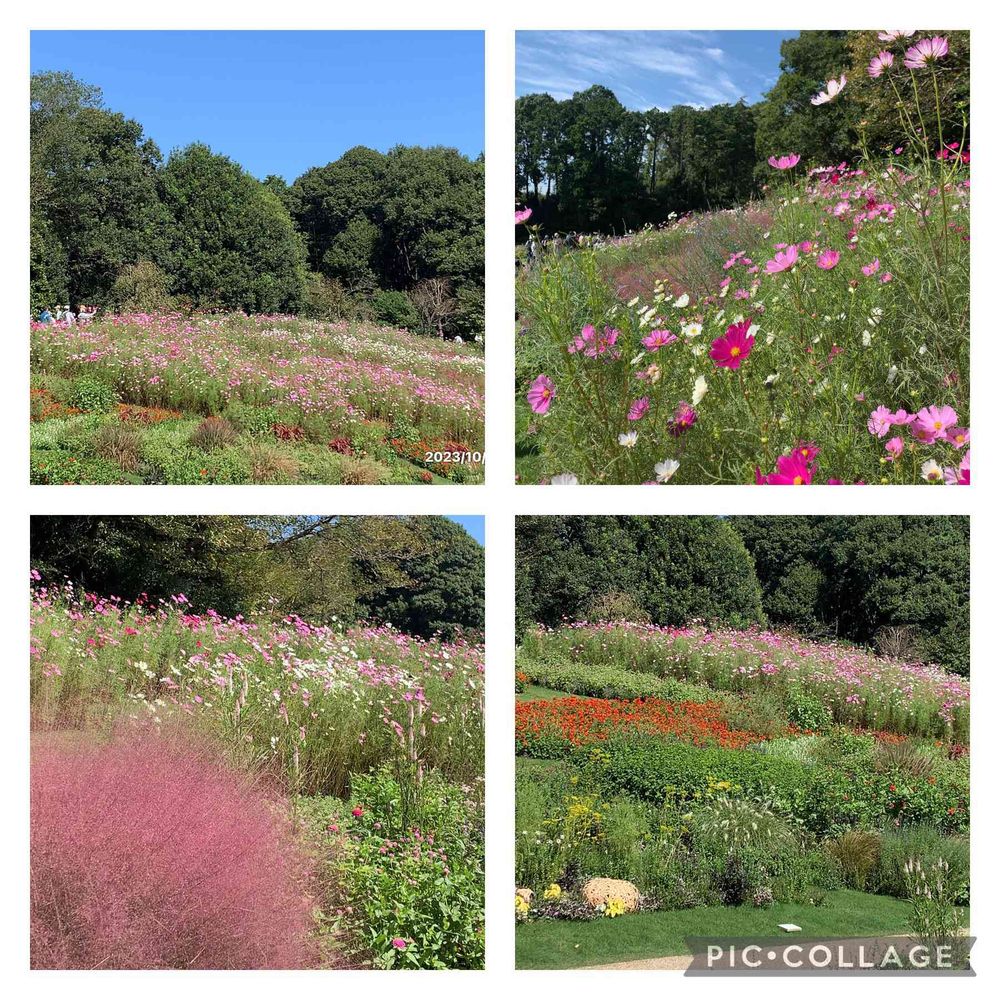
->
516;890;945;969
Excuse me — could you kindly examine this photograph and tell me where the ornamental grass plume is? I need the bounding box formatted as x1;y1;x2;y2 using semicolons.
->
31;726;316;969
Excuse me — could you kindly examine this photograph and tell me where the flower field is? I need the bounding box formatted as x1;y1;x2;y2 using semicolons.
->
515;33;969;485
515;618;970;965
30;312;485;484
31;576;485;968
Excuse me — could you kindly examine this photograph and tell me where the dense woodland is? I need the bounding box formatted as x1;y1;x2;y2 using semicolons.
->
31;515;485;641
515;516;970;675
30;73;485;337
515;30;970;234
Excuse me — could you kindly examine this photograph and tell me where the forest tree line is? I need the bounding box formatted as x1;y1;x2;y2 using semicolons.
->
515;30;969;234
30;73;485;337
31;515;485;641
515;515;970;675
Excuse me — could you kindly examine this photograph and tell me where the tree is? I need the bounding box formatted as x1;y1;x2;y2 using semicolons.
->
411;278;457;338
30;72;170;307
159;144;308;312
361;517;485;640
754;31;856;170
515;516;764;637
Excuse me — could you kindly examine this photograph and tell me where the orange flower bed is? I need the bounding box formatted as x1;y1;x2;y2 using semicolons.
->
118;403;183;425
515;696;775;751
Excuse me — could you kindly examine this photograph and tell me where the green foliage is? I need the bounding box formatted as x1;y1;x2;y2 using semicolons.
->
159;144;307;312
108;259;174;312
67;374;118;413
308;767;484;969
361;517;485;640
370;289;419;329
515;516;764;638
733;516;971;674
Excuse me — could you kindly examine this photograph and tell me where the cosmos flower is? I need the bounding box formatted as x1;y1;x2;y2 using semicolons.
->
764;245;799;274
885;436;904;460
654;458;680;483
515;207;533;225
921;459;945;482
811;74;847;106
618;430;639;448
641;328;678;351
816;249;841;270
868;51;895;78
878;30;915;41
911;405;958;443
904;37;949;69
691;375;708;406
550;473;578;485
709;318;755;370
526;374;555;414
627;396;650;421
767;153;801;170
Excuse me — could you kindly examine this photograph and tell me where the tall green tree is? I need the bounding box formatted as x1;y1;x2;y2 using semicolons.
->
159;144;308;312
30;72;169;308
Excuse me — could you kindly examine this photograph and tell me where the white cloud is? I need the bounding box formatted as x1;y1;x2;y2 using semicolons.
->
516;30;768;110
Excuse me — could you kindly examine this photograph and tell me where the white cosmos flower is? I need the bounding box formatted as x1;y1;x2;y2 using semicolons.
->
550;473;578;485
674;293;690;308
692;375;708;406
654;458;680;483
682;322;703;338
862;330;872;347
921;459;944;483
618;431;639;448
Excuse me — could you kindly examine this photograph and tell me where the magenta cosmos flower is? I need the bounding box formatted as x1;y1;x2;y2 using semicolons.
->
911;404;958;443
568;324;620;360
767;153;801;170
904;37;949;69
816;249;841;270
641;328;678;350
885;436;904;460
878;30;914;42
868;51;894;78
756;450;814;485
764;245;798;274
526;374;555;414
709;318;755;370
392;938;408;950
515;207;533;224
669;401;698;436
627;396;650;421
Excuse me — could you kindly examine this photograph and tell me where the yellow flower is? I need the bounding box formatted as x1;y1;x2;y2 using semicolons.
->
543;883;562;900
514;894;530;915
604;897;626;918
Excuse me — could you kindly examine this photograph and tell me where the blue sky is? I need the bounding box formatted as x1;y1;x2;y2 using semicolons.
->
31;30;484;181
446;516;484;546
516;30;792;109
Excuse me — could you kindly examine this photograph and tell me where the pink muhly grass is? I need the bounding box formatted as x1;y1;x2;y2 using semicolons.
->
31;727;316;970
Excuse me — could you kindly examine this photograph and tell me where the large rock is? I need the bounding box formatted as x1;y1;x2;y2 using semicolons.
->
581;878;639;913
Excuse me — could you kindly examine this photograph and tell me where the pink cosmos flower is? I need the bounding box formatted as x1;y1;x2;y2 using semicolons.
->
515;207;533;224
526;374;555;414
762;451;814;485
767;153;801;170
668;401;698;435
816;249;841;270
911;404;958;443
904;37;949;69
811;74;847;106
764;245;798;274
351;806;364;818
862;258;880;277
392;938;408;950
945;451;970;485
885;436;904;460
791;441;820;464
868;406;913;437
880;272;893;283
868;51;894;78
946;426;970;449
627;396;650;421
641;328;678;351
568;324;620;360
878;30;915;42
709;318;755;370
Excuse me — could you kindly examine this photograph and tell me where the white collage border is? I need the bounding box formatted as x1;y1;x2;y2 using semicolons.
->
1;1;994;995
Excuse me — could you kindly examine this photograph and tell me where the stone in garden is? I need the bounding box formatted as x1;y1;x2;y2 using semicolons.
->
581;878;639;913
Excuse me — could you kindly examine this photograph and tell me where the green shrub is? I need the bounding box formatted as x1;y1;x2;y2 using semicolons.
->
787;687;833;732
826;829;882;890
223;402;282;438
68;375;118;413
370;289;419;329
189;416;239;452
109;259;174;312
873;825;969;904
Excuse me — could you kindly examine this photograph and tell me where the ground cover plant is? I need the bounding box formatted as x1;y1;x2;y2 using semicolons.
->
514;519;970;969
30;312;484;484
515;31;969;485
30;521;485;969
